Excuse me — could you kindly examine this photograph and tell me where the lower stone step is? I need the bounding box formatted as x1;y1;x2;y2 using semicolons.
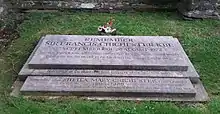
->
20;76;196;97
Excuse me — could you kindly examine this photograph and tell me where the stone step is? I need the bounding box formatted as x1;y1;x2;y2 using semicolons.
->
20;76;196;97
18;67;199;83
27;35;189;71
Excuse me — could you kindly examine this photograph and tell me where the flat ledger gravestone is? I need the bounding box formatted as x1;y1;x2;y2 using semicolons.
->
15;35;209;102
28;35;189;71
21;76;196;97
18;35;199;83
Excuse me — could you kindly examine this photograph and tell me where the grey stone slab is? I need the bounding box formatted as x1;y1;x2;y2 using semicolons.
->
28;35;189;71
87;80;209;102
18;35;200;83
18;37;199;83
18;64;199;83
10;78;23;97
11;79;209;102
20;76;196;97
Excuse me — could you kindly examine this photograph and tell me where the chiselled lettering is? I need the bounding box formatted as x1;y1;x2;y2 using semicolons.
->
45;41;172;48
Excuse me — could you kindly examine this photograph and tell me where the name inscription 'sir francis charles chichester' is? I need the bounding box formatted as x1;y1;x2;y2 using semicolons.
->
28;35;189;71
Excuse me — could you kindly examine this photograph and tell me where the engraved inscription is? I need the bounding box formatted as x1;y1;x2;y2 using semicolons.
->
26;77;195;92
43;37;174;61
28;35;189;71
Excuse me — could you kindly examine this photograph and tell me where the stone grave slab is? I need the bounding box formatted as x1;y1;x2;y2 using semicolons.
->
21;76;196;97
15;35;208;102
19;64;199;83
18;35;199;83
11;78;209;102
28;35;189;71
87;79;209;101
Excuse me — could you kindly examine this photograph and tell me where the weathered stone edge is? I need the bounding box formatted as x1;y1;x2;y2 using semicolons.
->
20;76;196;97
11;78;209;102
87;79;209;102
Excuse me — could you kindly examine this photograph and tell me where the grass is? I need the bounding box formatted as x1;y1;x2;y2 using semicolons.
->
0;11;220;114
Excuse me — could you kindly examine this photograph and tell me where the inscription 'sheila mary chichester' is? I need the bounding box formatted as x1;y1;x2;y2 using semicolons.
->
28;35;189;71
21;76;196;97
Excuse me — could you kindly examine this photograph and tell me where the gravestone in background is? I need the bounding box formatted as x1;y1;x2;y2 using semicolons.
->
16;35;209;101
